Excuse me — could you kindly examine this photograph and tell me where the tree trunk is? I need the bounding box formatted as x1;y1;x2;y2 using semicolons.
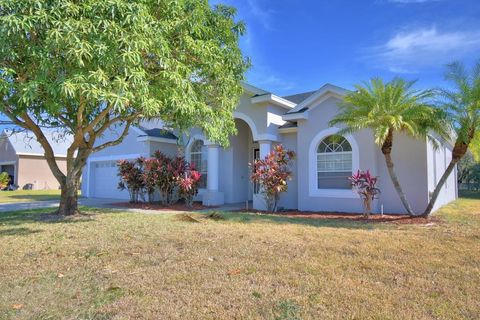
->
381;129;415;216
423;139;470;217
57;176;81;216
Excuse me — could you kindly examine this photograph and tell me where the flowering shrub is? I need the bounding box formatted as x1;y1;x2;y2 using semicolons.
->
117;159;145;203
141;158;159;203
117;152;202;206
250;145;295;212
349;170;381;218
177;168;202;207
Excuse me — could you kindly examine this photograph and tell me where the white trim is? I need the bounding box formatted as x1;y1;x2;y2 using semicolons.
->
233;112;260;141
16;152;68;158
136;136;177;144
308;127;359;198
282;111;309;121
87;153;144;163
251;93;297;109
233;111;280;142
185;134;208;191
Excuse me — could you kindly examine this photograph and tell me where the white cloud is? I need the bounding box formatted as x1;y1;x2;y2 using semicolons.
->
367;27;480;73
246;0;275;30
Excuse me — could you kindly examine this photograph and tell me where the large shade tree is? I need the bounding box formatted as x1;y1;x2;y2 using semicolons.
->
0;0;249;215
330;78;448;216
423;61;480;216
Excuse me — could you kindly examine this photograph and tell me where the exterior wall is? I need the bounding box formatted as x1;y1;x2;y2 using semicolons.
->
90;126;150;159
426;138;457;211
277;132;298;210
17;155;67;190
295;95;437;214
375;133;429;214
296;96;378;213
149;141;178;158
81;124;176;198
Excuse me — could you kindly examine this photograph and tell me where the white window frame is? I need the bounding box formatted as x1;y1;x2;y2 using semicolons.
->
308;127;359;198
186;135;208;190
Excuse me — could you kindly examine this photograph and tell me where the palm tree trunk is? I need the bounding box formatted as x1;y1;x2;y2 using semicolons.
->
423;138;471;216
423;160;457;216
381;129;415;216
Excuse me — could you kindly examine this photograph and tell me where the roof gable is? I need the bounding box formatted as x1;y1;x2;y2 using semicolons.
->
286;84;349;115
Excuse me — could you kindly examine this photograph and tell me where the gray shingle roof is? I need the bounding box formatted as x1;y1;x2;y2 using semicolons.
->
282;91;316;104
137;127;177;140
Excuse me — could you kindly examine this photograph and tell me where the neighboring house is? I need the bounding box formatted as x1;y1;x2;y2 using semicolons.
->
81;83;457;214
0;129;71;190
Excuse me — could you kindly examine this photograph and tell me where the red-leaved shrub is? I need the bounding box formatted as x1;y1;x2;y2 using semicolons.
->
349;170;381;218
250;145;295;212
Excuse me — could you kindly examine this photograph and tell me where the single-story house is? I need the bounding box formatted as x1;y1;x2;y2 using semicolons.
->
0;129;71;190
81;83;457;214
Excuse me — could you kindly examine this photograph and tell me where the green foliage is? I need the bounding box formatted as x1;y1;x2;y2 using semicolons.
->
471;132;480;161
441;61;480;148
0;172;9;189
0;0;248;147
330;78;449;145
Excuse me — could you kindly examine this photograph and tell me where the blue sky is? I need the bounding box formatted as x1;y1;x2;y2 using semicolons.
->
211;0;480;96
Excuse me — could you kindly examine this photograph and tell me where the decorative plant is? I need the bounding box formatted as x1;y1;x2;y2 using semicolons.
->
0;172;9;190
141;158;159;204
177;168;202;207
250;145;295;212
349;170;381;218
117;159;145;203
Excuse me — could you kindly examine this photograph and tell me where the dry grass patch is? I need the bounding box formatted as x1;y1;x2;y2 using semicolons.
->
0;199;479;319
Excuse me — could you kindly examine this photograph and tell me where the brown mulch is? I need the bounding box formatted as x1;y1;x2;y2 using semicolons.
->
234;209;442;225
112;201;213;212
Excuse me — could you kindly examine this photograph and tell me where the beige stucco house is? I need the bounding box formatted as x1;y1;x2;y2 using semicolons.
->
0;130;69;190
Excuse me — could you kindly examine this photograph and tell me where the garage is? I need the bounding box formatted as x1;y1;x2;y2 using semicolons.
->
90;160;129;200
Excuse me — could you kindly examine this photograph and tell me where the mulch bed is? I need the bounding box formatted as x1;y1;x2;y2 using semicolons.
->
112;201;214;212
234;209;442;225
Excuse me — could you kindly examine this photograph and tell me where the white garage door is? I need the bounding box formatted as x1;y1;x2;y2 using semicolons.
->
91;161;129;200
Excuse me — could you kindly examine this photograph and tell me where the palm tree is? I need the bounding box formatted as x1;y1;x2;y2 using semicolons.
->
423;61;480;216
330;78;448;216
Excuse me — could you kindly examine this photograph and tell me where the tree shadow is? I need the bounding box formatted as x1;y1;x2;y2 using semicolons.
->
459;190;480;200
0;207;97;227
198;211;392;230
0;227;42;237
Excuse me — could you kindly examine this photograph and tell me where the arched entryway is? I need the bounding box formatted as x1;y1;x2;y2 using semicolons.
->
221;118;257;204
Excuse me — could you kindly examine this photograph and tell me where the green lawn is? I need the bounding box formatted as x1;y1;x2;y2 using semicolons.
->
0;198;479;319
0;190;62;203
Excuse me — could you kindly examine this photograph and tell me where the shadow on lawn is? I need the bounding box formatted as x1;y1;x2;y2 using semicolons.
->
0;227;42;237
0;208;96;228
202;211;387;230
459;190;480;200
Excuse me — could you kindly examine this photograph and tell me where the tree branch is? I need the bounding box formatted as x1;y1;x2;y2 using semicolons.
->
92;120;133;153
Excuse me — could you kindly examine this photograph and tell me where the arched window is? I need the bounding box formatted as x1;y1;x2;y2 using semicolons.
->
317;135;352;189
190;140;208;188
